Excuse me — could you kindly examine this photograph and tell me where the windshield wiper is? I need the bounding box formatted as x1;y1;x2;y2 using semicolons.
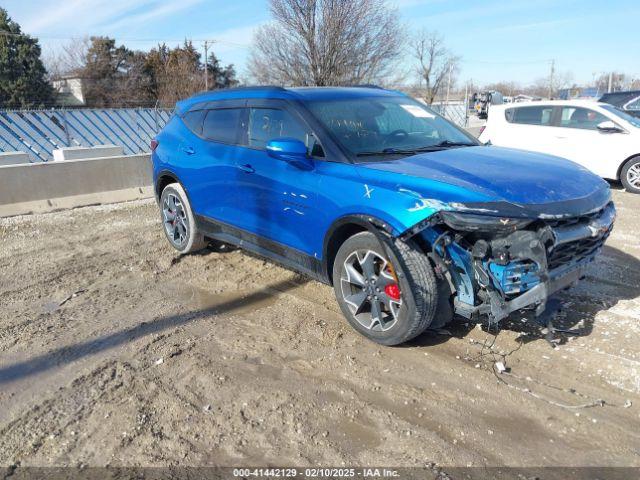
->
431;140;477;148
356;141;476;157
356;148;407;157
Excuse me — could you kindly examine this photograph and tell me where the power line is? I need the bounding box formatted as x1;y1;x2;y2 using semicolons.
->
462;58;553;66
0;30;251;48
2;30;554;66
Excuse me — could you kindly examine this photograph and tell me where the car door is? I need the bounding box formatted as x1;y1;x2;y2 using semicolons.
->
495;105;559;155
183;101;247;224
232;100;321;255
550;106;624;178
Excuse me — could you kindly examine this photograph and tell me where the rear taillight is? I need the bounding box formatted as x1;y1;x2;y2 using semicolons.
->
150;139;159;152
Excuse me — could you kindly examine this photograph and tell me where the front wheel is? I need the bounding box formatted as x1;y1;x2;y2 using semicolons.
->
332;231;440;345
621;157;640;194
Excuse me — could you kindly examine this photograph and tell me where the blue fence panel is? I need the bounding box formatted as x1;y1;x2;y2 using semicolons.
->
0;108;172;162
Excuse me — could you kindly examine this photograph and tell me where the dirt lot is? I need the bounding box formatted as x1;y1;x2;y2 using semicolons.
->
1;189;639;469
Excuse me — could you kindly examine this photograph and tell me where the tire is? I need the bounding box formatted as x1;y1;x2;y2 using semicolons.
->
621;157;640;194
332;231;440;346
159;183;208;254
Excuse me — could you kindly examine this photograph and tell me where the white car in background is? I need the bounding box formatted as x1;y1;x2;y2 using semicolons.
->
479;100;640;193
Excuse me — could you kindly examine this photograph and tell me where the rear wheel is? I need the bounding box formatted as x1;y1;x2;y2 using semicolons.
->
160;183;208;254
621;157;640;194
332;231;440;345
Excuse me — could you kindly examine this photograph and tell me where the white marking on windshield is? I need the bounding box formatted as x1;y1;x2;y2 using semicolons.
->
400;104;435;118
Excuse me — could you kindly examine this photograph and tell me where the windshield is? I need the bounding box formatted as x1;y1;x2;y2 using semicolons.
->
305;96;478;158
601;104;640;128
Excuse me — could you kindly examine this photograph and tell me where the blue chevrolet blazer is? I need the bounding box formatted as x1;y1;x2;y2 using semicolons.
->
152;86;615;345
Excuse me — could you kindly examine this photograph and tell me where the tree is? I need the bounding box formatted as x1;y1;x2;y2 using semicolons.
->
56;36;236;108
411;30;460;104
594;72;627;94
483;81;520;97
147;42;202;107
528;69;573;98
82;37;135;107
44;37;90;79
0;8;54;108
144;42;237;107
248;0;403;86
205;51;238;90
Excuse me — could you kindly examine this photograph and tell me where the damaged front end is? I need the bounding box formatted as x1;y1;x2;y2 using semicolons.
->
400;200;616;326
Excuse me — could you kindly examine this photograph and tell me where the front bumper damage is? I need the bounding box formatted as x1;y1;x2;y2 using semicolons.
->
400;200;616;326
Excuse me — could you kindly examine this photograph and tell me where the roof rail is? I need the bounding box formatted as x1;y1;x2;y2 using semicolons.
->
190;85;287;97
347;84;385;89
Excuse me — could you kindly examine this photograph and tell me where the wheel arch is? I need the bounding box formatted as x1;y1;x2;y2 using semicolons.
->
322;214;397;285
155;170;182;201
617;153;640;180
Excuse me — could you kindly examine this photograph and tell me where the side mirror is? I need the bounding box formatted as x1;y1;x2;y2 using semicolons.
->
597;121;623;133
266;138;314;170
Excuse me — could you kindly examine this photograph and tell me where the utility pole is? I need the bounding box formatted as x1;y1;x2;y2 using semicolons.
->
204;40;209;91
445;62;453;117
607;72;613;93
548;59;555;99
464;82;469;127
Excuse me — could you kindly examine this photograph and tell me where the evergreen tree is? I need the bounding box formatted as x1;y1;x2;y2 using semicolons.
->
206;51;238;90
0;8;54;108
82;36;133;107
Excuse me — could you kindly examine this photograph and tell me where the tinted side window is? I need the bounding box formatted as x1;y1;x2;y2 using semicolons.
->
182;110;206;135
560;107;608;130
505;106;553;126
248;108;308;149
202;108;242;143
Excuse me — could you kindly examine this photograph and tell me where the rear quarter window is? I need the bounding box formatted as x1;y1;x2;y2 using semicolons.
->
505;106;553;126
182;110;206;136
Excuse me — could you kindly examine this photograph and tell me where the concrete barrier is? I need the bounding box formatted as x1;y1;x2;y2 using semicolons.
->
52;145;125;161
0;154;153;217
0;152;31;166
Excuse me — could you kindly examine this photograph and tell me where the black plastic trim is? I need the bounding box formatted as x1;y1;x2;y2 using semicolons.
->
154;169;180;200
321;214;395;281
195;215;327;284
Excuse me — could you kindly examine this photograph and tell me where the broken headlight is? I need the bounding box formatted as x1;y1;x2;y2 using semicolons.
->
441;211;532;234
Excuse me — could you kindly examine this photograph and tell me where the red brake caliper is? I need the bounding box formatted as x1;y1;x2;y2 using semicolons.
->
383;263;401;301
384;283;401;301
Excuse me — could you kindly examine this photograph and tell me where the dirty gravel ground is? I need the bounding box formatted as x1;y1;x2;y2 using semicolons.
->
1;189;639;469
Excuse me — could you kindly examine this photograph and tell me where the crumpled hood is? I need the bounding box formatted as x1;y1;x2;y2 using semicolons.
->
359;146;611;217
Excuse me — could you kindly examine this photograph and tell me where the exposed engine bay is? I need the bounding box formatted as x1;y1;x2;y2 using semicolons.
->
401;200;616;326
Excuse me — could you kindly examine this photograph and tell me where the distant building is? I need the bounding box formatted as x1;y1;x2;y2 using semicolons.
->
52;75;85;107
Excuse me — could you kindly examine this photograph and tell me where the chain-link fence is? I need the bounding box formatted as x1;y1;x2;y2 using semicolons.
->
430;102;469;128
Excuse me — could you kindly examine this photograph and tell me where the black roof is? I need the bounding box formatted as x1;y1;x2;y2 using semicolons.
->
599;90;640;106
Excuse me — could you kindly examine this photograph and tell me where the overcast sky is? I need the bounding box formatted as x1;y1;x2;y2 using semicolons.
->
4;0;639;86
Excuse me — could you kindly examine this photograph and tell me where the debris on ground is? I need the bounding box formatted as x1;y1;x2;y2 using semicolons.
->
1;192;639;466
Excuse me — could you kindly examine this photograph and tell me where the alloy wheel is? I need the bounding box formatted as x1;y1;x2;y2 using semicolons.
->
340;250;402;332
627;163;640;189
162;193;189;247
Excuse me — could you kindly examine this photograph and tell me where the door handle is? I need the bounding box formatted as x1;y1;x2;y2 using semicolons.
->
182;146;195;155
239;163;255;173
